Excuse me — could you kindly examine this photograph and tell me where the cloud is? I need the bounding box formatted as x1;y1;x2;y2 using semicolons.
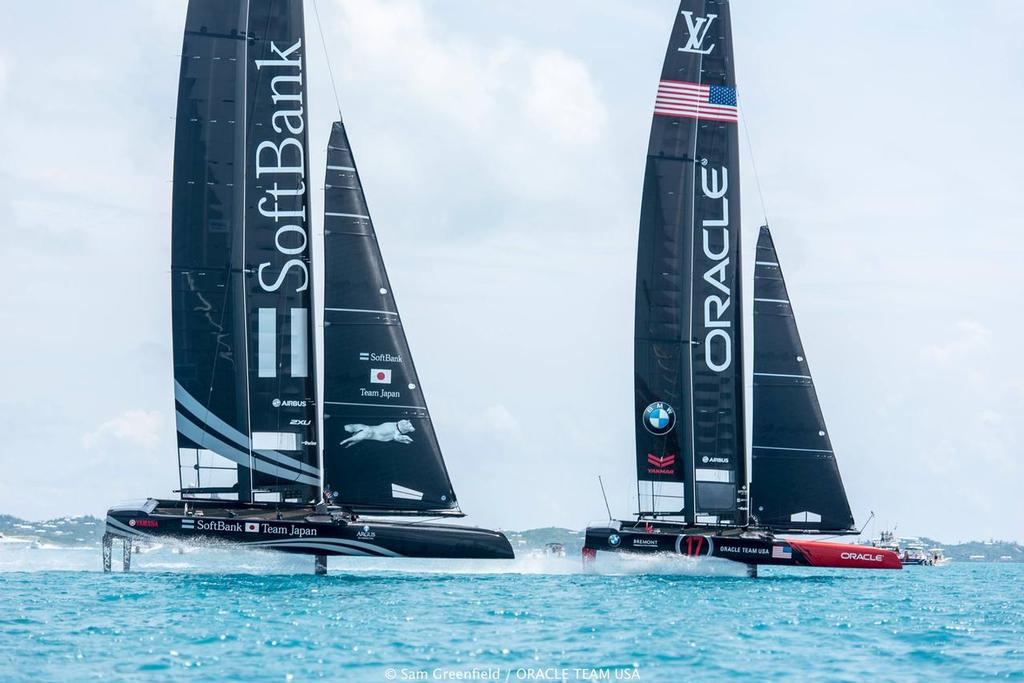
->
524;51;608;145
323;0;613;209
466;405;521;438
920;320;992;365
82;410;164;451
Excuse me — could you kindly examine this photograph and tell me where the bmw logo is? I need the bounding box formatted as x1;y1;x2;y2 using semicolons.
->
608;533;621;547
643;402;676;435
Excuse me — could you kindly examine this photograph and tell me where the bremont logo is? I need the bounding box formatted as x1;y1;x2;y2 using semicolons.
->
678;11;717;55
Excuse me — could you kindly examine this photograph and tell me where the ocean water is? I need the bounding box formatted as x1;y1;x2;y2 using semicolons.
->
1;545;1022;682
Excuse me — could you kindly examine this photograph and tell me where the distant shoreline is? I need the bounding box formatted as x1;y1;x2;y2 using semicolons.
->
3;514;1022;563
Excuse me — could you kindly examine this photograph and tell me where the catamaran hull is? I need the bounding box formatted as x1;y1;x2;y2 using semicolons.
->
104;501;514;561
584;523;901;570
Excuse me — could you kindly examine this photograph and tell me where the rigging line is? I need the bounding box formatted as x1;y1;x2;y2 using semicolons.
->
740;104;770;227
311;0;343;120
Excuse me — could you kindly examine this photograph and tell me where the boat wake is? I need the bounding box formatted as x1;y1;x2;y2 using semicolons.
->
2;543;746;576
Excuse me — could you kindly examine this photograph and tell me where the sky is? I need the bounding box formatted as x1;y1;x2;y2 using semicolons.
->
0;1;1021;543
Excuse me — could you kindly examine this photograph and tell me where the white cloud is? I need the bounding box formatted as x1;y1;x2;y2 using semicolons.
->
324;0;613;207
524;51;607;145
920;320;993;365
83;410;164;451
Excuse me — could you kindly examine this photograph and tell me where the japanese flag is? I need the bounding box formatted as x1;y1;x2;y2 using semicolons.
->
244;522;259;533
370;368;392;384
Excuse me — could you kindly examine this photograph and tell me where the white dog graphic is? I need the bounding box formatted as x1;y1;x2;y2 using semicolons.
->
340;420;416;448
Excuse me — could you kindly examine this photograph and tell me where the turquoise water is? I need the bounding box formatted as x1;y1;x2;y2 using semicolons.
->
1;546;1022;681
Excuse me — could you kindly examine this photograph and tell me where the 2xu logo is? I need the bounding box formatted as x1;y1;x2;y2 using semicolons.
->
678;11;717;55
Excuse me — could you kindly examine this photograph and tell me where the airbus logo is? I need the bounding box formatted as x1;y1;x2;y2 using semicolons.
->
678;11;717;55
273;399;307;408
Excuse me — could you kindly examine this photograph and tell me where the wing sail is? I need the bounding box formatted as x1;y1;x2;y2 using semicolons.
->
634;0;746;525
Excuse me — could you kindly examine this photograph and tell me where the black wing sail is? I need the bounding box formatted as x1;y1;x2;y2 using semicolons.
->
172;0;320;503
171;1;254;500
634;0;745;525
750;227;854;532
321;122;459;513
242;0;321;499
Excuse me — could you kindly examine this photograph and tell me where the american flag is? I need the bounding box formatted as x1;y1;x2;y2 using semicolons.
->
772;544;792;560
655;80;738;123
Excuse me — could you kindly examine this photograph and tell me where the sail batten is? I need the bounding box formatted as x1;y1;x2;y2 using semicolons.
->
750;226;854;532
634;0;745;525
321;122;458;513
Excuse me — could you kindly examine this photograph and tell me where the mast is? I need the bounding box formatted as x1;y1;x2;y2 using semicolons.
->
749;226;854;532
242;0;320;501
171;0;320;503
320;122;460;514
634;0;745;526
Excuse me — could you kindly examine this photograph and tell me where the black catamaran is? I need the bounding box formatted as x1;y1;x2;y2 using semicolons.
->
582;0;899;574
102;0;512;573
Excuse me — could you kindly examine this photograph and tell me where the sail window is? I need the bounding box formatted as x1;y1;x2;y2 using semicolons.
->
391;484;424;501
790;511;822;523
178;448;237;491
696;482;735;511
258;308;277;378
252;432;299;451
638;480;684;514
696;469;732;483
290;308;309;377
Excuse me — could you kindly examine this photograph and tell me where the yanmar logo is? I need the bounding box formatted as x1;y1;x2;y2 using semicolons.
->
841;552;885;563
647;453;676;475
128;519;158;528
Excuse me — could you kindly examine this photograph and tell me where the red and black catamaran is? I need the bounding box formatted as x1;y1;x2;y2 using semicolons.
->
582;0;900;575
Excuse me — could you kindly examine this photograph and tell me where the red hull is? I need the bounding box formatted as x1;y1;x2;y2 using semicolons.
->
583;523;903;570
785;539;902;569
